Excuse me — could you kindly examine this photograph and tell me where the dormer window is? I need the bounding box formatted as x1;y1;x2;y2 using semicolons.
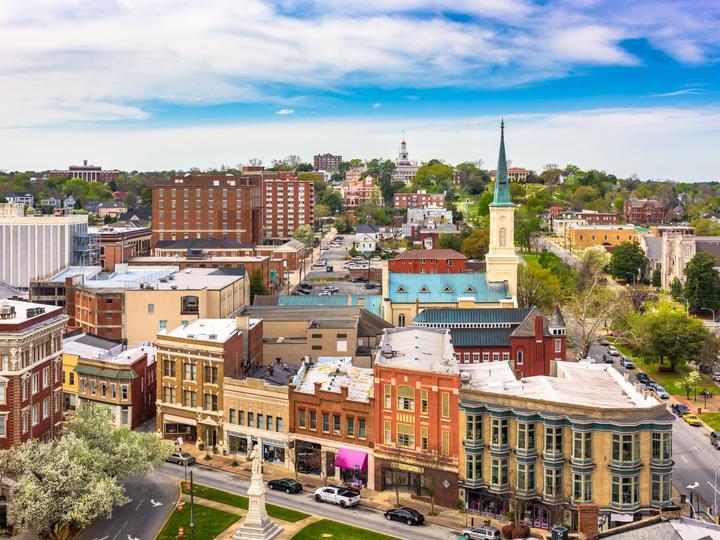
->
464;285;476;293
419;286;430;294
442;285;453;293
396;286;407;294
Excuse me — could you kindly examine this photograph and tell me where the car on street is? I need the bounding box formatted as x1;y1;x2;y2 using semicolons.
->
714;373;720;382
672;403;691;416
166;451;196;466
646;382;658;391
608;346;619;356
654;385;669;399
299;283;313;290
294;288;310;295
383;507;425;526
636;373;650;384
603;354;614;363
313;260;327;267
371;256;381;262
684;414;702;426
319;291;332;296
620;357;636;369
599;337;610;346
711;431;720;449
314;486;360;508
461;525;502;539
364;282;379;289
267;478;303;494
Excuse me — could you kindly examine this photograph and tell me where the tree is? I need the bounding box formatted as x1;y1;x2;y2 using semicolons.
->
691;217;720;236
517;263;563;310
249;269;269;302
681;371;702;399
651;268;661;288
643;308;708;371
578;246;611;280
566;280;622;358
437;233;463;252
684;252;720;312
670;277;684;300
624;286;655;313
460;228;490;259
515;217;542;253
610;242;647;281
411;162;454;193
293;225;316;249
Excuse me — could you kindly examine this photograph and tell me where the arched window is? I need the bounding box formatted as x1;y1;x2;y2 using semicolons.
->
516;350;524;366
499;228;507;247
398;314;406;327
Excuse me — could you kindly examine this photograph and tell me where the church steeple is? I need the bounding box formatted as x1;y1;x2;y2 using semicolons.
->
491;119;512;206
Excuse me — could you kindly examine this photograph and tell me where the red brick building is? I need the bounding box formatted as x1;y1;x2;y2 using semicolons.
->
0;300;67;449
373;327;461;508
393;191;445;209
257;174;314;242
413;306;566;378
388;249;467;274
624;198;667;224
50;160;119;182
91;225;152;271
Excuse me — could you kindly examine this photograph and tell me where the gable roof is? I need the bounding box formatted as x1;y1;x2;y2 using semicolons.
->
394;249;466;260
355;223;380;234
388;272;508;304
451;327;514;348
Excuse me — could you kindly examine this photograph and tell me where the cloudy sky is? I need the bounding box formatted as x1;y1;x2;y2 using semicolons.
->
1;0;719;179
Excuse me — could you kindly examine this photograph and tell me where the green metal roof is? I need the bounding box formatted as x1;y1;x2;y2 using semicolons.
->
490;119;513;207
414;307;532;325
450;327;514;347
74;364;137;380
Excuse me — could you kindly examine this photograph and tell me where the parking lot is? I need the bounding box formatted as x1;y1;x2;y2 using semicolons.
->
305;234;383;279
296;279;380;296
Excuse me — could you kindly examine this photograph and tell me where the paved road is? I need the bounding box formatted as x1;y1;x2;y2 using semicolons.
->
158;463;456;540
80;470;177;540
538;237;579;267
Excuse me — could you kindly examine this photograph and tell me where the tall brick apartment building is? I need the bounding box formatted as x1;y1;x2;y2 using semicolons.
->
151;173;314;246
0;300;67;449
313;153;342;172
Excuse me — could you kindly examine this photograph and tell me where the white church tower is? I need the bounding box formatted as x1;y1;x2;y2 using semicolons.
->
486;120;520;297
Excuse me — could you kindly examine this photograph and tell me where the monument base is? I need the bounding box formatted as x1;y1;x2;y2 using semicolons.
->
231;519;283;540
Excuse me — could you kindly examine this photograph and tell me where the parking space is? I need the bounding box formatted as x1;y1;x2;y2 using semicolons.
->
297;279;381;297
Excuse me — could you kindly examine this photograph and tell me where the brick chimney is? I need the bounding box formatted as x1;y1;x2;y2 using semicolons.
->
534;315;544;339
577;504;599;540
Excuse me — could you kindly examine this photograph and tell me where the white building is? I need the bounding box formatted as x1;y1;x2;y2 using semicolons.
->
353;223;380;253
0;203;91;288
392;139;420;184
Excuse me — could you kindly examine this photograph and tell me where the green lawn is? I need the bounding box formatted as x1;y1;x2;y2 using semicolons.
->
521;253;539;265
701;413;720;431
291;519;400;540
156;503;238;540
182;482;309;523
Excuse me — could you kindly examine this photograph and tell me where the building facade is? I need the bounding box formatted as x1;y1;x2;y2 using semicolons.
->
261;175;314;242
0;300;66;449
565;225;637;250
388;249;467;274
393;191;446;209
313;153;342;172
90;225;152;271
624;198;666;224
392;140;420;184
50;160;119;182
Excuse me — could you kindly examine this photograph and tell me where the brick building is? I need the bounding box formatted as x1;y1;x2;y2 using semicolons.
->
624;198;667;224
90;225;152;271
414;307;566;378
373;327;461;508
0;300;66;449
50;160;119;182
393;191;445;209
565;225;637;250
259;174;314;243
313;153;342;172
289;357;375;489
388;249;467;274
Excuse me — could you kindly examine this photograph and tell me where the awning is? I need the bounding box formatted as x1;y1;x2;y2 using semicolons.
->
610;513;634;523
164;414;197;426
335;448;368;472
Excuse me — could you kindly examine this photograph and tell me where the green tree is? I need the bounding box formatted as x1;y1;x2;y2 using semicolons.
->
578;246;611;279
690;217;720;236
461;228;490;259
684;252;720;312
610;241;647;281
249;269;269;302
651;268;661;288
293;225;316;249
644;308;708;371
614;197;624;215
475;192;494;216
321;190;344;215
515;217;542;252
670;277;684;300
437;233;463;252
517;263;563;310
412;162;454;193
681;371;702;399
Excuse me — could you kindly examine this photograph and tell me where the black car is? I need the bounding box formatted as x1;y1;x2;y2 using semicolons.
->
299;283;313;290
364;282;379;289
672;403;691;416
636;373;650;384
384;507;424;526
267;478;303;494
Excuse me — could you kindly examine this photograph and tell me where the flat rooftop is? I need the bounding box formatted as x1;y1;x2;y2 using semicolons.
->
292;357;374;402
128;255;269;263
77;266;179;289
145;267;245;291
462;360;660;409
47;266;103;283
64;333;124;358
0;299;64;325
375;327;458;374
165;319;238;343
89;225;151;235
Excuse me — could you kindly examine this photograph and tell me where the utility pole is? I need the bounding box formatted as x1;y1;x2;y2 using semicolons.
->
190;470;196;540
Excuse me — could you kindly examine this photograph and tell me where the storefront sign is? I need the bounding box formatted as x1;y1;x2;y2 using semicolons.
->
391;462;424;473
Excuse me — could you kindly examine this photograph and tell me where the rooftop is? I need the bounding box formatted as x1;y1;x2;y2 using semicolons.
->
89;225;151;235
292;357;374;402
394;249;466;260
247;363;299;386
142;267;246;291
64;333;124;359
165;319;238;343
571;224;637;231
73;265;179;289
375;327;458;374
46;266;103;283
388;272;509;303
0;299;64;325
254;295;382;318
414;307;532;326
155;238;253;250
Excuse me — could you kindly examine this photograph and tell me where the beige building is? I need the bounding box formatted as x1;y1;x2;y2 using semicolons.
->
564;225;637;250
459;361;673;533
660;233;720;290
124;267;249;345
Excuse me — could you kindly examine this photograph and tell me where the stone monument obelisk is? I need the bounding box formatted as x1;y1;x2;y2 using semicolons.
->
232;444;283;540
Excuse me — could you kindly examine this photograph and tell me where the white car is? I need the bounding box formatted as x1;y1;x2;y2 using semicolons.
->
314;486;360;508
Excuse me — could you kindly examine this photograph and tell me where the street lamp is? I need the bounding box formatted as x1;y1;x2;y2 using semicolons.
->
626;273;636;286
701;307;716;322
189;469;196;540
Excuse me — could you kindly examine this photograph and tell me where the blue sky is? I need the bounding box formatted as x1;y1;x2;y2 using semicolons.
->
1;0;719;178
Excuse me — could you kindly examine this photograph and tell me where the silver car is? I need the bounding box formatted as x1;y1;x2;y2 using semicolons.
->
462;525;501;539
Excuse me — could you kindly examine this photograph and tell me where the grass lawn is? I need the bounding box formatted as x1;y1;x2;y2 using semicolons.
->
182;482;309;523
701;413;720;431
521;253;539;265
291;519;400;540
156;503;237;540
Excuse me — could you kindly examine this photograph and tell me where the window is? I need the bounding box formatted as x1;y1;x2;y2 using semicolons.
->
544;468;562;498
397;386;415;411
183;363;197;381
229;409;236;424
257;414;263;429
181;295;200;314
32;373;39;394
573;473;593;502
466;455;481;481
491;458;508;487
652;432;672;462
0;416;5;437
466;414;483;441
0;383;5;405
267;415;273;431
555;339;562;353
482;352;490;362
502;352;510;361
398;314;406;326
358;418;366;439
499;228;507;247
612;433;640;464
42;367;49;388
204;366;218;384
298;409;306;428
441;392;450;418
90;380;96;394
492;352;500;361
517;423;536;451
491;418;508;446
159;320;167;330
42;398;49;419
384;421;391;444
441;430;450;455
111;383;117;398
148;303;155;314
163;360;176;377
517;462;535;492
347;416;355;437
309;410;317;430
611;476;639;507
397;424;415;448
276;417;283;432
463;352;470;363
32;404;39;426
651;473;672;505
421;427;429;450
70;372;75;385
80;379;87;394
573;431;592;460
162;386;176;403
183;390;197;408
101;383;107;397
516;350;524;365
545;426;563;456
322;412;329;432
247;411;254;426
22;410;29;432
384;384;391;408
332;414;341;435
121;385;128;400
472;352;480;363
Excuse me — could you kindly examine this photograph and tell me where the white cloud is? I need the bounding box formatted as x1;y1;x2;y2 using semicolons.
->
275;108;295;115
3;106;719;181
373;103;382;108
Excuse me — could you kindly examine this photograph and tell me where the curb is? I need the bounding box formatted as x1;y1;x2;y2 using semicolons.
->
153;481;182;540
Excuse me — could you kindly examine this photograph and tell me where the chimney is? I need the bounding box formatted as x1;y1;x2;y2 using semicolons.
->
341;385;349;400
577;504;599;540
534;315;544;339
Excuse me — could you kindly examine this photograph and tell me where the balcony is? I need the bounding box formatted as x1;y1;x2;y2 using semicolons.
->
542;491;565;504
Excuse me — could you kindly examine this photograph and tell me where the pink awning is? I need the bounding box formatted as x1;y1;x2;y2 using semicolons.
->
335;448;368;472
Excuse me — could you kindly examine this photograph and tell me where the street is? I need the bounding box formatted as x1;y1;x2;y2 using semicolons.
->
538;237;579;267
157;463;456;540
80;470;177;540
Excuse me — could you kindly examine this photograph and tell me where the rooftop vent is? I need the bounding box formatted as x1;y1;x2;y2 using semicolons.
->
0;304;16;319
26;307;45;318
208;334;217;340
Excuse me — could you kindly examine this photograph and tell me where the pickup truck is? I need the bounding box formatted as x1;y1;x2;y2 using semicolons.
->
313;486;360;508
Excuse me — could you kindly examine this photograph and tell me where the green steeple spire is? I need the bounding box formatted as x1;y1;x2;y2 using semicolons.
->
491;119;513;206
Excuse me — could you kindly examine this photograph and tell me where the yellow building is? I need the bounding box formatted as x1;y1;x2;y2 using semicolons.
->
124;267;248;345
63;333;124;411
459;361;672;533
565;225;637;250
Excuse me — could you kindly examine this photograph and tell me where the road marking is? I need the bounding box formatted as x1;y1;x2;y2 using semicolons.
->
127;535;140;540
707;481;720;496
111;520;128;540
681;456;689;463
688;482;700;489
134;499;144;511
151;499;163;507
694;446;701;452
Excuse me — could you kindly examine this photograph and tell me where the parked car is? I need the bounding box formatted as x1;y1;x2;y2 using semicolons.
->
323;286;339;293
370;256;381;262
299;283;313;290
326;266;334;272
313;486;360;508
636;373;650;384
713;373;720;382
654;385;669;399
461;525;502;539
645;382;658;391
383;507;424;526
166;452;196;466
351;276;369;283
603;354;614;364
608;346;619;356
364;282;379;289
267;478;303;494
623;360;636;369
672;403;691;416
319;291;332;296
599;337;610;346
711;431;720;449
295;288;310;295
684;414;702;426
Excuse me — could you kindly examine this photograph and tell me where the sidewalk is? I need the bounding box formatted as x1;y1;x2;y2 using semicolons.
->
179;445;553;538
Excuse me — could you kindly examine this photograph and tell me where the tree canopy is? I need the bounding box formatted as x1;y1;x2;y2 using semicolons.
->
517;263;563;310
411;162;454;193
610;241;647;281
461;228;490;259
684;252;720;312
